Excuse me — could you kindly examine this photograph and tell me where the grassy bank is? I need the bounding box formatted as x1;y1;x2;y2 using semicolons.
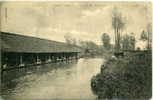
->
91;51;152;100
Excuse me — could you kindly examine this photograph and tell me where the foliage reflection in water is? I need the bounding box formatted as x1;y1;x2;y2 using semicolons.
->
1;58;104;100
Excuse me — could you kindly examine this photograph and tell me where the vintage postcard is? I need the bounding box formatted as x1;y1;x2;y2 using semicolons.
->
0;1;152;100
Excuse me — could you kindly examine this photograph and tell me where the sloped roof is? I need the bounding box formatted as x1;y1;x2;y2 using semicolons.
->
1;32;82;53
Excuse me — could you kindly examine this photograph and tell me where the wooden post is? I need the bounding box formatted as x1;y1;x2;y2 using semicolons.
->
64;53;66;61
63;53;65;62
48;55;51;62
52;56;54;63
15;53;18;66
20;55;23;64
62;53;64;62
66;54;68;62
54;54;57;63
51;55;53;63
75;53;78;60
36;54;39;64
0;51;2;83
19;55;22;67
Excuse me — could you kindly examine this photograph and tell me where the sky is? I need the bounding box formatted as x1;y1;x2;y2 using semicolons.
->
0;2;152;45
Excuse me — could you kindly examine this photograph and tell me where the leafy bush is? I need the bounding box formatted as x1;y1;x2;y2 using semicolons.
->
91;52;152;100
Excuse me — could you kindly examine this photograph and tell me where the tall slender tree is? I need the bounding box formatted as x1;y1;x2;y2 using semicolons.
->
112;7;126;52
147;23;152;50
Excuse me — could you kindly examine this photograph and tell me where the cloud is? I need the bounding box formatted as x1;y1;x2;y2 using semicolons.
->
1;2;152;45
82;9;101;18
36;27;94;43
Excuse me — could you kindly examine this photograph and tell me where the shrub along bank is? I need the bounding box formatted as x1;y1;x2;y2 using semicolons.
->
91;51;152;100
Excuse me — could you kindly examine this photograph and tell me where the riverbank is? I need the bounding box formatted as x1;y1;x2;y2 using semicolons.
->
91;51;152;100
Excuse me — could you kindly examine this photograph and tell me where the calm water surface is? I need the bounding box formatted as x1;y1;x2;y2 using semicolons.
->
1;58;104;100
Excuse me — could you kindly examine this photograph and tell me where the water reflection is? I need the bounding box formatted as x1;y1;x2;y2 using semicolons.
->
1;58;104;100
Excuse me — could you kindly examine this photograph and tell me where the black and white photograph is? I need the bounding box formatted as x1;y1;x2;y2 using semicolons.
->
0;1;152;100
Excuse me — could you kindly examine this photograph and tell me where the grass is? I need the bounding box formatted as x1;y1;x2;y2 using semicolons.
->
91;51;152;100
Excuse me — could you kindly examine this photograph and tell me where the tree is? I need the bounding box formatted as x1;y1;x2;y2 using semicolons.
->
140;27;152;50
78;40;86;48
64;33;72;45
78;40;103;56
101;33;111;49
64;33;77;45
78;40;99;50
140;30;147;41
112;7;126;52
147;23;152;50
121;33;135;50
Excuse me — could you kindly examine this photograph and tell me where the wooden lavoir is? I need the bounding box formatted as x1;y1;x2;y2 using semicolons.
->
1;32;82;72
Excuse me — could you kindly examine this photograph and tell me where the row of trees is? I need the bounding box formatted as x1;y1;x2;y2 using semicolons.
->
101;32;136;51
101;29;151;51
64;7;151;52
64;33;103;55
101;7;151;51
64;33;98;49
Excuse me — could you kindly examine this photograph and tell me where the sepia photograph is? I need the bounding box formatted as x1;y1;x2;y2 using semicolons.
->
0;1;152;100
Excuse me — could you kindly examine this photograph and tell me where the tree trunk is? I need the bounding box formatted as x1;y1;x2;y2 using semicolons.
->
114;29;117;51
116;27;120;52
148;31;150;50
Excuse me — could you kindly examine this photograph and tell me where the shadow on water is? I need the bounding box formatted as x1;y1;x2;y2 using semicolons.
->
1;60;78;90
1;58;104;100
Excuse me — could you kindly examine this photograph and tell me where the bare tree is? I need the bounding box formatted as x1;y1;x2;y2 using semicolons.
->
112;7;126;52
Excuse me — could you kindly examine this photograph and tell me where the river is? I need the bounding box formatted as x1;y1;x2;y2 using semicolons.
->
1;58;104;100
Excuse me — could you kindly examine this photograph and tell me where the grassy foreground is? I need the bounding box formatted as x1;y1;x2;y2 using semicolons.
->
91;51;152;100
